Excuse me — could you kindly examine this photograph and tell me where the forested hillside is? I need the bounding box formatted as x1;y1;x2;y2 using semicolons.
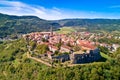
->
56;19;120;32
0;13;60;38
1;13;120;38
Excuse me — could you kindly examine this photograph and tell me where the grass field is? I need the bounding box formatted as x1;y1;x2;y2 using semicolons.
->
55;27;76;34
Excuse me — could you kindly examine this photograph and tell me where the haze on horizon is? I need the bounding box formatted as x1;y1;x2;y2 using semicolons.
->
0;0;120;20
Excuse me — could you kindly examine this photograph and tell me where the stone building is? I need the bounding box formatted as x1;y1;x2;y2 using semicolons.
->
70;48;101;64
51;54;70;62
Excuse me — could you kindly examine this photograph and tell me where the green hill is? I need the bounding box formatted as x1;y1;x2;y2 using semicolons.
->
0;39;120;80
56;19;120;32
1;13;120;38
0;13;61;38
0;13;120;80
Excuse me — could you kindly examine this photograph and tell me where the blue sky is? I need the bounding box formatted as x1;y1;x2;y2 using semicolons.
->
0;0;120;20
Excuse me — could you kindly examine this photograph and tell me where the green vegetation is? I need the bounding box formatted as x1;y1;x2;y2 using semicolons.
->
56;27;76;34
0;13;120;80
0;39;27;62
98;46;109;54
98;37;120;45
29;40;49;54
36;44;49;54
0;39;120;80
100;52;112;60
57;19;120;32
0;39;49;80
0;13;60;38
0;41;3;44
1;13;120;38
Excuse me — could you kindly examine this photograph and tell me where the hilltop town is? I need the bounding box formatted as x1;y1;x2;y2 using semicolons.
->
1;0;120;79
22;26;120;67
23;27;120;66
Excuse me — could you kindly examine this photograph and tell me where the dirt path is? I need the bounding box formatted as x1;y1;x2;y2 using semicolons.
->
27;53;52;67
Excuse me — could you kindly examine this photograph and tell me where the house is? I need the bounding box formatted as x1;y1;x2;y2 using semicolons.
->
49;45;59;53
60;45;71;53
47;51;54;59
111;44;120;51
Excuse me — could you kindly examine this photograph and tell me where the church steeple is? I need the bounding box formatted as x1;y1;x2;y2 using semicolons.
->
50;26;53;36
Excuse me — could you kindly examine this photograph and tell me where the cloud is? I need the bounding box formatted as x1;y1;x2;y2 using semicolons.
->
109;5;120;8
0;1;64;20
0;1;120;20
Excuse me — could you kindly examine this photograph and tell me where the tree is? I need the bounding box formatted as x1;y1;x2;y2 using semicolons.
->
55;43;62;49
73;45;81;51
29;41;37;51
98;46;109;54
36;44;49;54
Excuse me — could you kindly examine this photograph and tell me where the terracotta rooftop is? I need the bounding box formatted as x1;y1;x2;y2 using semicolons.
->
61;45;71;50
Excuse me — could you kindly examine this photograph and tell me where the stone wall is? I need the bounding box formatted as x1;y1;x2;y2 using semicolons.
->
70;48;101;64
52;54;70;62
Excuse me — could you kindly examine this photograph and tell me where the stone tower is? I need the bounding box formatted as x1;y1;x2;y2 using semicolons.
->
50;26;53;36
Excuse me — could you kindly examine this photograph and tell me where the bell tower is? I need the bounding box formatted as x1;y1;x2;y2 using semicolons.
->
50;26;53;36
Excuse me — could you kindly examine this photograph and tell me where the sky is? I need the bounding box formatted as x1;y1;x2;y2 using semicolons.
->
0;0;120;20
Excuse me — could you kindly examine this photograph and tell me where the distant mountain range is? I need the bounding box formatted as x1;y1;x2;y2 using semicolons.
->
0;13;120;38
0;13;61;38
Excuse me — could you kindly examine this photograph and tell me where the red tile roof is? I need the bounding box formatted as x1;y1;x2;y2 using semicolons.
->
61;45;71;50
